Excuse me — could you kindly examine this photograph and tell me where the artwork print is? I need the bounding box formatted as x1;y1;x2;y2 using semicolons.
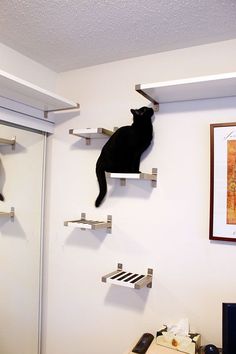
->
210;123;236;241
227;140;236;225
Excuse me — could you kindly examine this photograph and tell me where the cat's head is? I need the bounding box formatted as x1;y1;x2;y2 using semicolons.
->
130;106;154;121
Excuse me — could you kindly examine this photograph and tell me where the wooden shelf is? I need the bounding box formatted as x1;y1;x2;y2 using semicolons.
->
106;168;157;187
0;69;79;113
135;72;236;104
0;136;16;147
102;263;153;289
64;213;112;233
0;207;14;220
69;127;115;145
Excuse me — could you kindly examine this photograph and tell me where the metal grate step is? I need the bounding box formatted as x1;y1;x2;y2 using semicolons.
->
102;263;153;289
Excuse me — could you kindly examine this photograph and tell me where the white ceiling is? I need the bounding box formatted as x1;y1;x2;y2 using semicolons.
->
1;0;236;73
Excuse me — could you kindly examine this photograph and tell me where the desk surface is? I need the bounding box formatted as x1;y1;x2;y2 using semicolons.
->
125;340;182;354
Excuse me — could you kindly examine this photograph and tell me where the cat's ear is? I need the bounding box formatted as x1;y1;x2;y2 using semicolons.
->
130;109;136;115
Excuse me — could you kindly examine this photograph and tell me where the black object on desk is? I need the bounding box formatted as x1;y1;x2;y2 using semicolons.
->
204;344;219;354
132;333;154;354
223;303;236;354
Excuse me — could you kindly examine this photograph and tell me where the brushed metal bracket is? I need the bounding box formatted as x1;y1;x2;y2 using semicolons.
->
153;103;159;112
135;85;159;112
117;263;123;271
0;207;15;221
10;207;14;221
151;167;158;187
0;136;16;149
120;178;126;186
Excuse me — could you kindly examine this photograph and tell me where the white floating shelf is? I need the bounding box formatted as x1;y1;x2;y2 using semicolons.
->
135;72;236;104
0;207;14;221
0;69;79;113
69;127;115;145
106;168;157;187
0;136;16;147
64;213;112;233
102;263;153;289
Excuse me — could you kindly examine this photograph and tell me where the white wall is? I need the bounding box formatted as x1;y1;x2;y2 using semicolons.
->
0;42;57;90
43;39;236;354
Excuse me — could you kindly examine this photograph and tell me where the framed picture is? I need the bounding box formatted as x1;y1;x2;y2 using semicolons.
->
210;122;236;242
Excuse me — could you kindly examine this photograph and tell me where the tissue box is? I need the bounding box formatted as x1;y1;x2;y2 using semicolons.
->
156;326;201;354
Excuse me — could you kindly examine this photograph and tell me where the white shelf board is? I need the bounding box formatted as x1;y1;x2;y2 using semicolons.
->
65;220;109;230
102;264;153;289
69;127;113;139
107;172;156;180
0;69;78;112
64;214;112;233
136;72;236;104
107;172;141;179
106;168;157;187
65;221;94;229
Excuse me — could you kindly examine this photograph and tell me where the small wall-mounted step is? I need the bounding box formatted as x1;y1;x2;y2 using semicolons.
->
0;136;16;149
0;207;15;221
64;213;112;233
102;263;153;289
106;168;157;187
69;127;117;145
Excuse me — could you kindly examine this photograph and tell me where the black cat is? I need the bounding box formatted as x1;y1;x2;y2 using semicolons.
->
95;106;154;207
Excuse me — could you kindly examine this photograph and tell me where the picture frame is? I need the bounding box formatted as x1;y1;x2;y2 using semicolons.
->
210;122;236;242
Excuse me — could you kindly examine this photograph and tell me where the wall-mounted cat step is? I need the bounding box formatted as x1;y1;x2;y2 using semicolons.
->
106;168;157;187
0;136;16;149
64;213;112;233
102;263;153;289
0;207;15;221
69;127;117;145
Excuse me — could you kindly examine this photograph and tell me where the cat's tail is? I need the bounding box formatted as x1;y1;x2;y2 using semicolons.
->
0;193;4;201
95;161;107;207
